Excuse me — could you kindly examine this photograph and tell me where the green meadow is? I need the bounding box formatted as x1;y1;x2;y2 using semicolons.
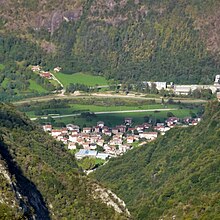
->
53;72;108;87
29;80;47;93
25;103;178;118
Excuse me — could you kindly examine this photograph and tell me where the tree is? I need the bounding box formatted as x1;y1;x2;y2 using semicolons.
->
150;83;158;94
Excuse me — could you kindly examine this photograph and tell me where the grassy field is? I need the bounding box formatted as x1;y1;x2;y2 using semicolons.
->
68;104;174;112
53;108;198;127
29;80;47;93
25;103;178;118
53;72;108;87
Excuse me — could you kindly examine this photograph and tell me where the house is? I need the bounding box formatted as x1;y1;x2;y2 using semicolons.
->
156;123;164;127
69;135;78;142
118;145;130;153
214;75;220;85
139;132;158;140
66;124;80;132
97;121;105;128
154;125;170;133
127;136;135;144
60;137;68;144
83;127;92;133
142;123;151;129
76;138;84;145
191;118;201;126
174;85;192;95
54;67;61;72
61;128;68;134
105;146;116;155
111;136;123;145
56;135;64;141
43;124;52;132
51;129;62;137
103;130;112;136
112;128;119;135
166;117;179;127
75;149;97;159
81;133;90;139
116;133;123;138
90;143;97;150
31;65;41;72
143;81;167;90
40;72;53;79
174;85;217;95
102;126;109;132
135;125;144;132
192;120;198;126
94;126;100;133
116;125;126;133
82;142;90;149
90;135;98;144
103;144;111;151
68;142;77;150
183;117;192;124
124;118;132;126
96;153;109;160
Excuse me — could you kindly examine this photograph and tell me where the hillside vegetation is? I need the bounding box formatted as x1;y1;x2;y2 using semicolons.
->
0;103;129;219
93;101;220;219
0;0;220;84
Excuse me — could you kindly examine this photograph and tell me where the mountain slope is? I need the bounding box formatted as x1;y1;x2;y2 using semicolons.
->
0;103;129;219
1;0;220;83
93;101;220;219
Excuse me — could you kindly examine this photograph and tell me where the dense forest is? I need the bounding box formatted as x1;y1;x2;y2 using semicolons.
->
0;0;220;84
93;101;220;219
0;103;129;219
0;36;61;101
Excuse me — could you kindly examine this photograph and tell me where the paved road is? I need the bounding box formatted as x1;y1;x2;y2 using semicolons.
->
30;108;178;121
14;92;207;105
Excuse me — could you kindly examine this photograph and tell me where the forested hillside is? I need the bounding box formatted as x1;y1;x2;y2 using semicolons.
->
0;103;129;219
1;0;220;84
93;101;220;219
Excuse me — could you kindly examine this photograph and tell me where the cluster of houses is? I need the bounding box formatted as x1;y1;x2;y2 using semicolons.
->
43;116;201;161
31;65;61;79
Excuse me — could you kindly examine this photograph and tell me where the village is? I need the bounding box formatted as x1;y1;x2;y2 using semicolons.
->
43;115;201;162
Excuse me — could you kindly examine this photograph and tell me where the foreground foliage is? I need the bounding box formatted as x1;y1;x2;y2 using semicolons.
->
0;103;127;219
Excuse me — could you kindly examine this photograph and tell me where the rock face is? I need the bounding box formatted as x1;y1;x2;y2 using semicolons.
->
0;140;50;220
0;1;83;32
92;183;130;217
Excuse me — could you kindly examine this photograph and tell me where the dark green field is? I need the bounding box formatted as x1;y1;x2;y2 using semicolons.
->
52;108;199;127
